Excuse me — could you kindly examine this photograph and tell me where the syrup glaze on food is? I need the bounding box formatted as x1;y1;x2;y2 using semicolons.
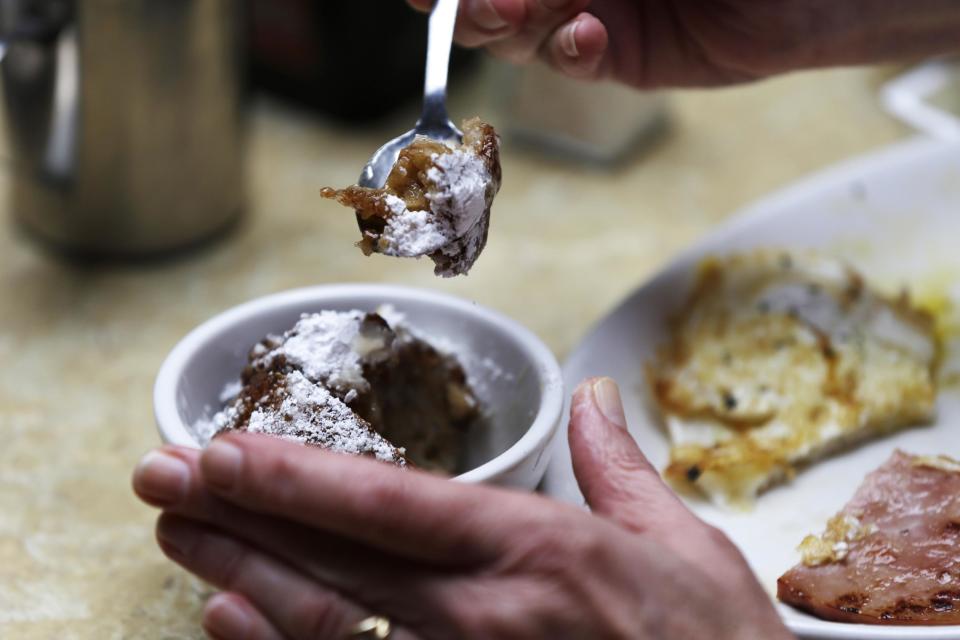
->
778;451;960;625
322;118;501;277
649;250;938;507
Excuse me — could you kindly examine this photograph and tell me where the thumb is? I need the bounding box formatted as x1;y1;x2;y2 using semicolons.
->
568;377;700;537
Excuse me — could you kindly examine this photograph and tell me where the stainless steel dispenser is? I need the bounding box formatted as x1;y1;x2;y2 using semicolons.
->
0;0;245;256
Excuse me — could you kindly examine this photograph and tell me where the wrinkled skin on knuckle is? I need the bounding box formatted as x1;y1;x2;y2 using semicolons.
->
607;445;660;479
350;473;432;545
438;515;501;564
481;513;636;637
487;41;540;65
699;523;754;576
290;590;351;640
450;578;637;639
443;592;509;638
492;509;566;571
258;453;304;508
357;472;411;516
401;580;485;640
387;589;449;640
591;456;663;503
437;579;569;639
209;538;251;590
675;0;822;78
526;512;609;577
653;519;757;595
702;523;736;552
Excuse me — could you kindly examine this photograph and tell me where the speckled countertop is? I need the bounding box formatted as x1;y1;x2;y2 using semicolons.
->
0;65;910;638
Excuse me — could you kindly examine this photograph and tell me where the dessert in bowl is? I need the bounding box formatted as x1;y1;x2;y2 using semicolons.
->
153;285;563;488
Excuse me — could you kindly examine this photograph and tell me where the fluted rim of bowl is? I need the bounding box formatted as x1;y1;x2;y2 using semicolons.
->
153;284;564;484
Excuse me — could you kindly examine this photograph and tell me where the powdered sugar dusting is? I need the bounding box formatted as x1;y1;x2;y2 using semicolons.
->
426;150;490;236
193;416;221;446
194;390;243;446
244;371;402;463
218;379;242;402
381;197;452;257
378;145;493;277
260;311;368;393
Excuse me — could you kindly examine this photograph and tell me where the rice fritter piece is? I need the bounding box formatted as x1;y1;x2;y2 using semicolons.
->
649;250;938;507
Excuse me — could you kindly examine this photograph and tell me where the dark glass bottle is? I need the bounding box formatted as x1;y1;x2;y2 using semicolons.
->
247;0;478;123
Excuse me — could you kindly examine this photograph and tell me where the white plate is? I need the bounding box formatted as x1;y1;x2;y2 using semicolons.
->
882;60;960;141
542;137;960;640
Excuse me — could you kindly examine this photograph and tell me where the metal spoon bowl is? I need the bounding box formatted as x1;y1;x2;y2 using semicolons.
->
357;0;463;190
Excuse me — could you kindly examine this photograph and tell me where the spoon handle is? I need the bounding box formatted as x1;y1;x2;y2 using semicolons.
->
420;0;459;129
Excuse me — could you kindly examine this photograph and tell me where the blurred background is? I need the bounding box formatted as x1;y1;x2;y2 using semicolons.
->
0;1;958;638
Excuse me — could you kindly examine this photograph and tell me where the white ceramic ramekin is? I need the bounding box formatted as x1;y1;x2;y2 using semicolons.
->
153;285;564;489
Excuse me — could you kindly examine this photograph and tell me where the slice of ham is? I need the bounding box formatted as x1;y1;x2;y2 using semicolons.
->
778;450;960;625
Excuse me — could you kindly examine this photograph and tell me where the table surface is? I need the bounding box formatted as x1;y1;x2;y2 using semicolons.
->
0;64;911;638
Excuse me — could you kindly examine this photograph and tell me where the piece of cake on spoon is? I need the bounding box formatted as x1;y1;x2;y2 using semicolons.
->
322;117;501;277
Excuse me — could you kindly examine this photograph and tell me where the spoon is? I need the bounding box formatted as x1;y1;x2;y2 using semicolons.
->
357;0;463;190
